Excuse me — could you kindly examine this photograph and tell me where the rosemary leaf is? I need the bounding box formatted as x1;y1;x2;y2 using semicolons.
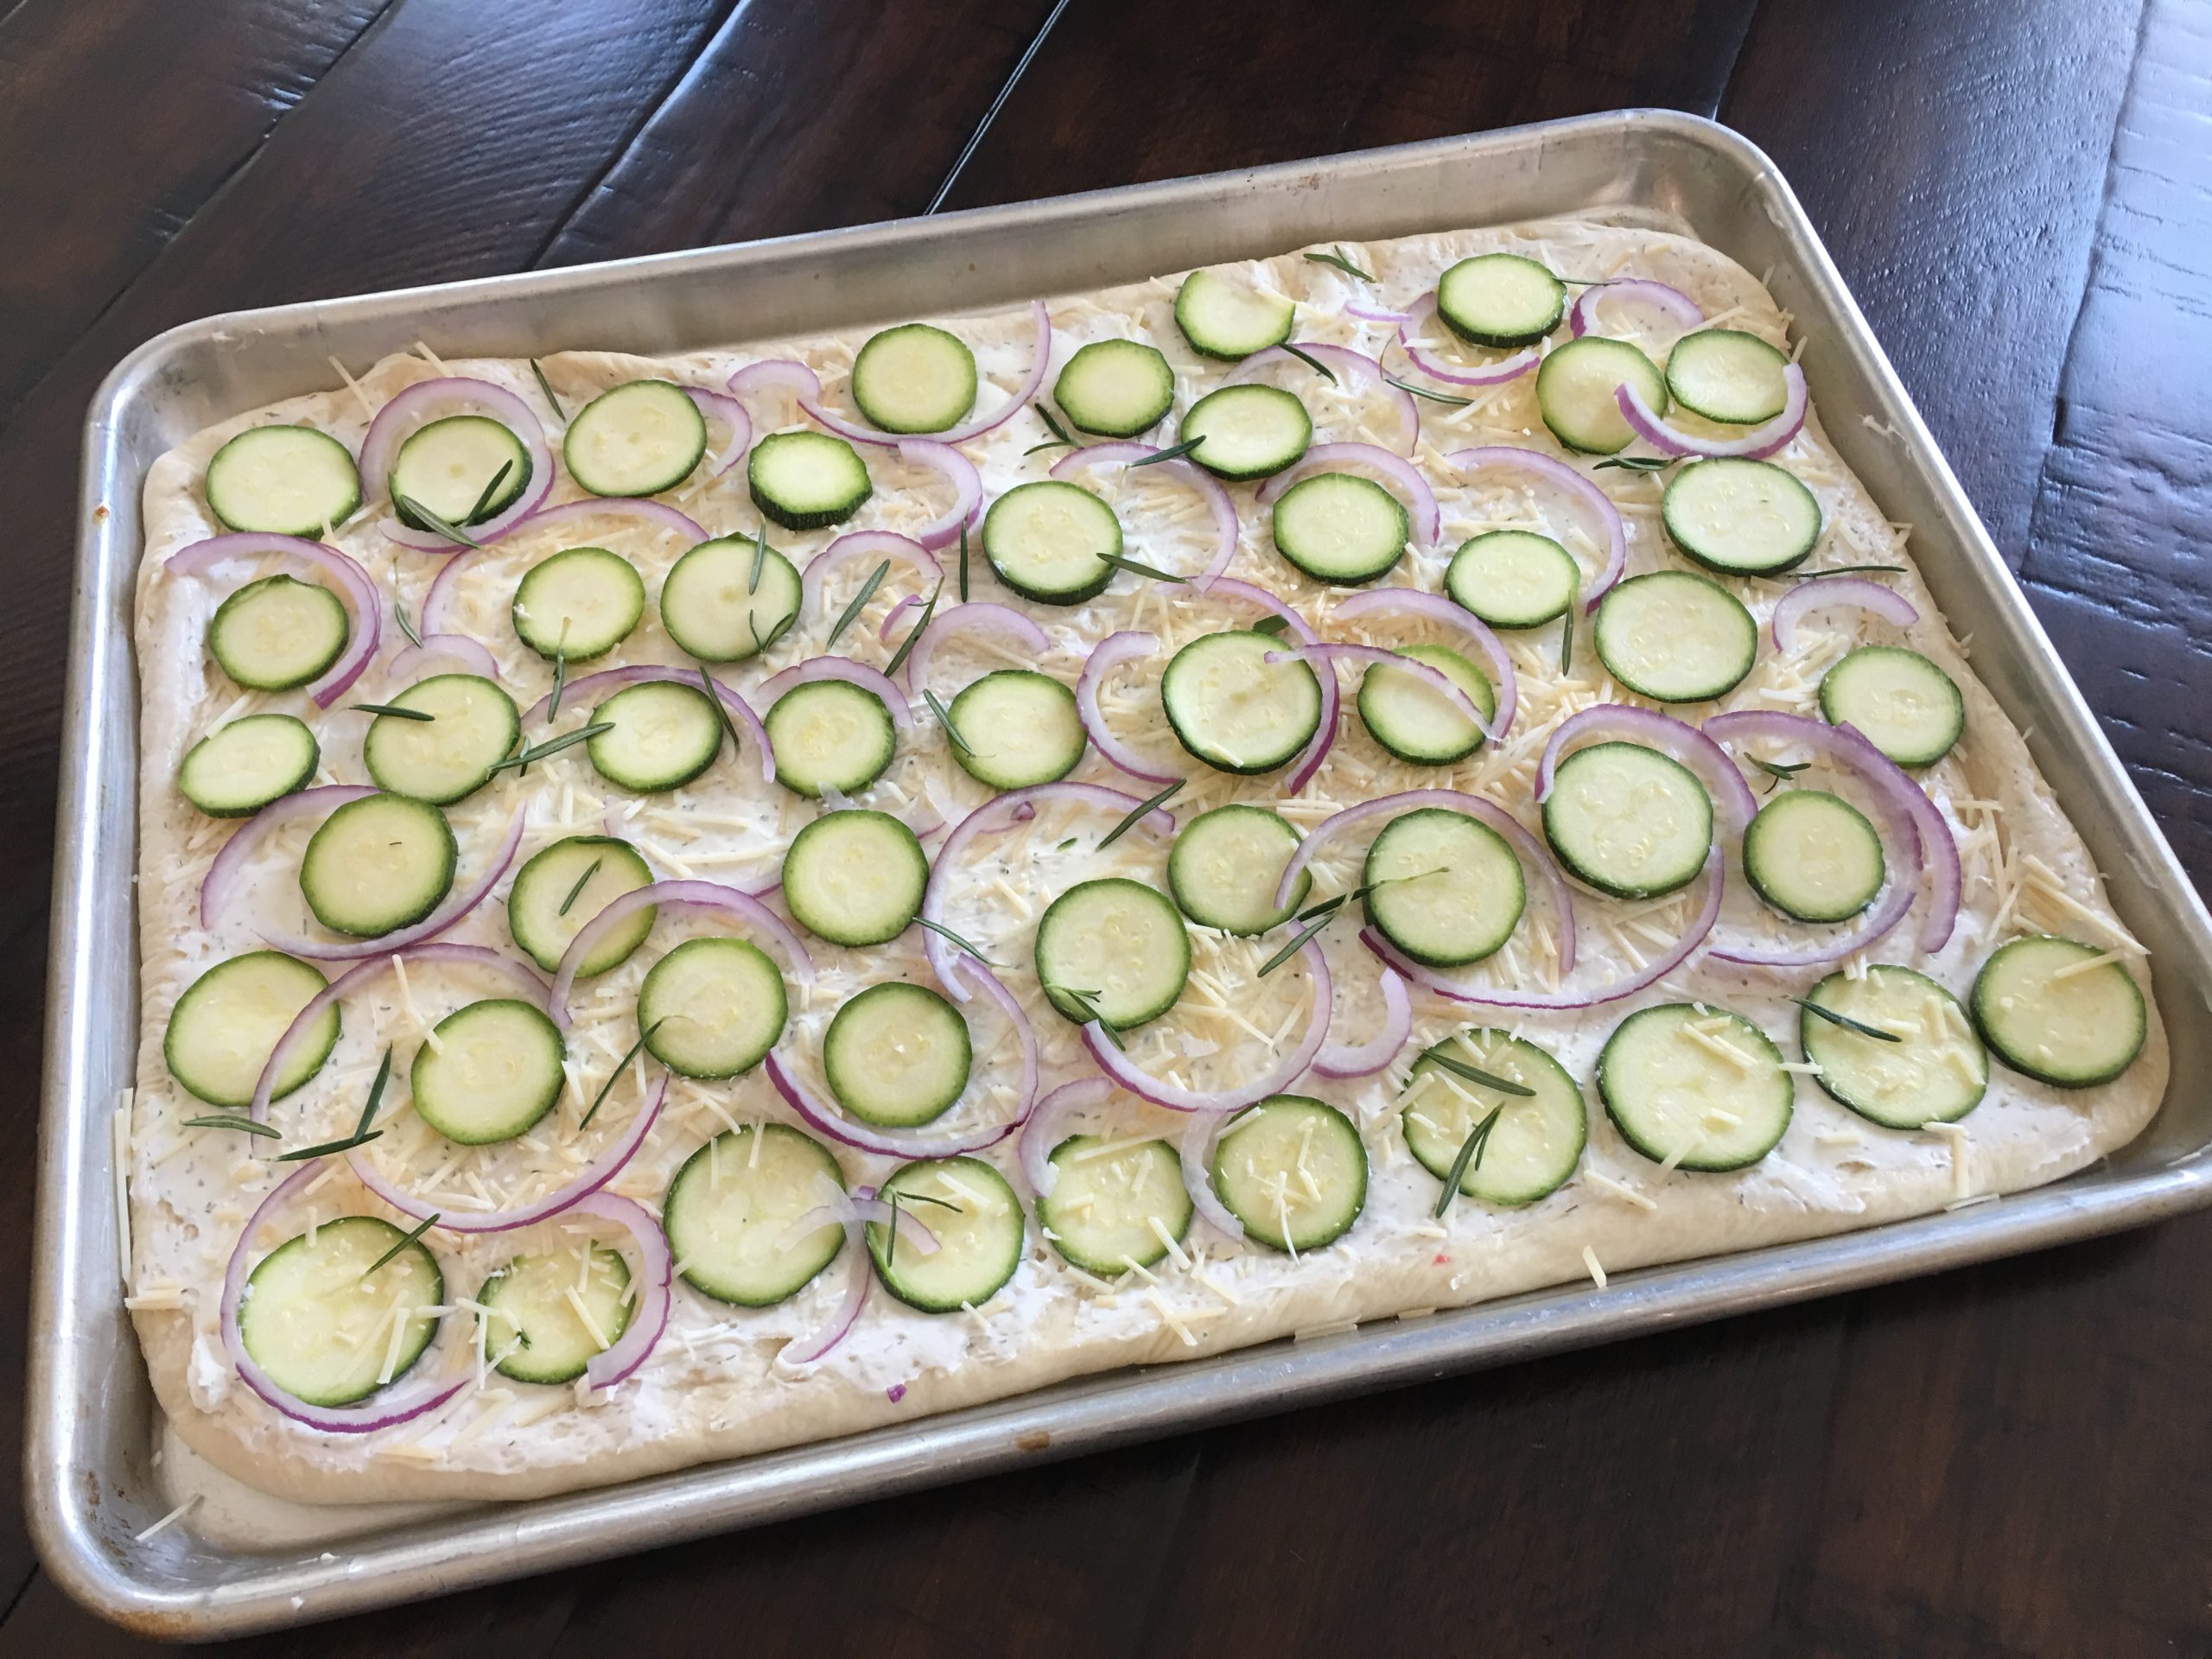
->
275;1128;382;1163
1423;1052;1537;1096
1257;912;1335;976
1593;454;1673;473
354;1046;394;1140
1560;613;1574;677
530;359;568;422
1128;437;1206;468
391;573;423;649
748;521;768;594
489;722;613;778
957;522;971;602
1791;996;1903;1043
463;460;515;524
1050;984;1123;1049
1384;374;1472;408
392;493;482;550
1281;343;1338;385
1097;779;1183;849
351;702;434;721
582;1022;666;1129
923;687;973;754
1799;564;1908;579
549;649;567;721
882;582;941;681
826;558;892;650
915;915;998;967
1250;613;1294;637
181;1115;280;1139
1433;1103;1506;1218
558;857;604;918
363;1212;441;1277
1098;550;1186;584
698;664;743;760
1303;246;1375;282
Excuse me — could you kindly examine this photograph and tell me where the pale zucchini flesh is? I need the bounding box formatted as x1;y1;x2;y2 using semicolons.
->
663;1124;849;1307
512;546;646;661
1592;569;1758;703
823;982;971;1126
1599;1003;1792;1171
1270;472;1408;584
238;1217;442;1408
1446;530;1580;629
850;324;978;435
1801;965;1987;1128
1167;804;1311;935
1818;645;1964;769
779;809;928;946
1355;644;1496;766
1179;383;1312;480
1401;1032;1586;1206
177;714;319;817
868;1156;1025;1313
164;951;338;1109
588;681;725;794
477;1243;633;1385
1363;807;1526;968
1542;741;1713;899
1053;340;1175;436
1174;269;1295;360
506;835;657;976
658;537;803;663
763;679;898;798
1535;336;1666;455
410;997;567;1146
205;424;362;537
563;379;707;498
1160;629;1321;774
1971;936;2146;1088
1038;1136;1194;1276
207;574;348;691
391;415;531;528
748;430;872;531
1435;253;1567;348
299;792;457;937
1035;876;1192;1029
1662;457;1821;575
981;480;1122;606
638;936;788;1080
361;672;521;805
1211;1096;1367;1252
947;670;1086;790
1664;328;1790;424
1742;789;1885;924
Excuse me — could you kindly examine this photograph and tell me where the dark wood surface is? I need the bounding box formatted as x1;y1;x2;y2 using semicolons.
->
3;0;2207;1650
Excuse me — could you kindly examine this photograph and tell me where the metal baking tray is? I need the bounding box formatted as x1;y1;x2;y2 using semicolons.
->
31;109;2212;1638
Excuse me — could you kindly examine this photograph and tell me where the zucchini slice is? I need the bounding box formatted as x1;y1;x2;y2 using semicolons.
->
1800;965;1987;1128
1038;1136;1194;1276
1173;269;1294;361
780;809;928;947
763;679;897;798
1662;457;1821;576
1212;1096;1368;1252
238;1217;442;1408
177;714;319;817
1054;340;1175;436
1168;804;1311;936
1179;384;1312;480
982;480;1122;607
823;982;971;1127
1599;1003;1793;1171
410;997;566;1145
868;1156;1025;1313
947;670;1086;790
506;835;656;976
1535;337;1666;455
1542;741;1713;899
164;951;338;1109
1817;645;1963;769
391;415;531;528
512;547;646;661
207;574;348;691
658;535;804;663
588;681;724;794
205;424;361;537
1592;569;1758;703
1035;877;1192;1029
477;1243;632;1385
1400;1032;1586;1206
1742;790;1885;923
1446;530;1580;630
1435;253;1567;348
1363;807;1525;968
638;936;788;1080
1971;935;2146;1088
1355;645;1496;766
663;1123;849;1307
362;673;521;804
1665;329;1790;425
748;430;872;531
563;379;707;498
299;792;456;937
1160;630;1322;774
1269;472;1408;585
850;324;977;435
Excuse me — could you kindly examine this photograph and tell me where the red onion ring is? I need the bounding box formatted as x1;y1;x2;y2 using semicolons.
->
778;1183;873;1370
421;546;482;636
359;378;555;546
802;532;940;625
219;1164;466;1434
1446;446;1628;610
759;655;913;731
1329;587;1520;741
200;785;378;929
499;496;705;543
1255;441;1440;548
1019;1077;1112;1198
798;302;1052;448
1313;963;1412;1079
1270;643;1494;741
166;533;382;708
1227;344;1420;457
1569;279;1703;340
1770;576;1919;653
683;387;753;476
1205;578;1338;792
1076;631;1178;784
550;879;815;1027
902;601;1052;698
1344;302;1412;326
1081;938;1332;1113
260;810;525;963
1049;442;1240;589
785;1192;940;1257
727;359;822;406
1536;704;1758;838
1399;294;1540;388
388;633;501;683
522;662;773;785
1179;1110;1246;1243
879;593;924;644
895;441;984;551
1618;364;1808;461
569;1192;673;1391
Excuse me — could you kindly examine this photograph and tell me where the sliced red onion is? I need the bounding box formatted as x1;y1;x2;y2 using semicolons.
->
1270;643;1494;741
1703;709;1959;957
1770;576;1919;653
1618;364;1808;461
1446;446;1628;610
1205;578;1337;792
1343;302;1412;326
219;1164;466;1434
1081;939;1332;1113
799;302;1052;448
499;496;705;544
1049;443;1240;589
200;785;378;929
1227;344;1419;457
1365;847;1722;1011
551;880;814;1027
1536;704;1757;838
1076;631;1177;783
250;943;549;1121
801;532;940;625
1179;1110;1245;1243
1329;588;1520;741
683;387;753;476
166;533;382;707
523;663;772;785
879;593;924;643
1255;442;1439;548
388;633;501;682
728;359;822;405
421;546;483;636
569;1192;672;1391
260;810;525;963
1019;1077;1112;1198
1399;294;1539;388
1313;963;1412;1079
759;654;913;731
785;1193;939;1257
1569;279;1703;340
902;601;1052;699
778;1185;871;1370
359;378;555;546
896;441;984;551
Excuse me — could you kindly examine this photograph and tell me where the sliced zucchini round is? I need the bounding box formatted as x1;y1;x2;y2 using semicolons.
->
851;324;977;435
1039;1136;1194;1277
506;835;656;976
1662;457;1821;575
748;430;872;531
1535;336;1667;456
1436;253;1567;348
512;547;646;662
1179;384;1312;480
563;379;707;498
780;809;928;946
238;1217;441;1408
1592;569;1758;703
1599;1003;1792;1171
658;536;804;663
1446;530;1580;629
868;1155;1026;1313
638;936;787;1080
477;1242;633;1386
1053;340;1175;436
1173;269;1294;361
981;480;1122;606
823;982;971;1127
1356;644;1497;766
1035;876;1191;1029
1212;1096;1367;1252
1363;807;1525;967
947;670;1085;789
1168;804;1311;935
207;574;348;691
299;792;456;937
663;1123;849;1307
1400;1032;1586;1206
588;681;724;794
177;714;319;817
1160;630;1322;774
391;415;530;529
764;678;897;798
1542;741;1713;899
1818;645;1963;769
164;951;338;1109
362;673;520;804
1269;472;1408;584
1801;964;1987;1128
1665;329;1790;425
205;425;362;537
410;997;566;1146
1742;789;1885;924
1971;935;2146;1088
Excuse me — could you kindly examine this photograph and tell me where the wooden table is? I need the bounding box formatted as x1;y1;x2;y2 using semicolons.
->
5;1;2207;1650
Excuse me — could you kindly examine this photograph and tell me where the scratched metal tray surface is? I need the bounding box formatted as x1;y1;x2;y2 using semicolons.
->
30;109;2212;1638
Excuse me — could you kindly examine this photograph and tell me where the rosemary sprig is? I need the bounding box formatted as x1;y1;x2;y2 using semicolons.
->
1423;1051;1536;1096
1054;836;1077;851
1281;343;1338;385
748;607;798;656
957;522;971;602
882;582;941;680
1251;613;1293;637
182;1115;280;1139
353;1046;394;1138
1294;865;1450;923
1050;984;1122;1048
826;558;891;650
1593;454;1674;474
582;1021;667;1129
1385;374;1472;408
392;492;481;550
489;722;613;778
898;1191;962;1212
748;521;768;594
1098;549;1187;585
1791;995;1902;1043
1025;404;1077;455
1303;245;1375;283
351;702;434;721
530;359;567;422
549;649;567;722
1560;613;1574;677
914;916;998;967
1256;911;1335;976
464;460;515;523
922;687;973;754
1752;757;1808;794
697;664;744;760
1796;564;1908;579
275;1128;382;1162
1128;437;1206;468
363;1212;441;1277
391;572;423;649
1433;1103;1506;1218
558;856;603;917
1098;778;1183;849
